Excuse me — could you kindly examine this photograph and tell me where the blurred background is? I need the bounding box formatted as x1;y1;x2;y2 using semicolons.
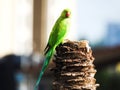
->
0;0;120;90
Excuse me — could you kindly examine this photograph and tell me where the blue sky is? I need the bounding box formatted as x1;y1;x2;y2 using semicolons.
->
75;0;120;43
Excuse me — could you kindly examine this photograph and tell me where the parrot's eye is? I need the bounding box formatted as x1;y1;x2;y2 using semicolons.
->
66;11;70;17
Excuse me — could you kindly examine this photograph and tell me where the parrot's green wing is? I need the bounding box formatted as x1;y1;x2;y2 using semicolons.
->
49;18;70;48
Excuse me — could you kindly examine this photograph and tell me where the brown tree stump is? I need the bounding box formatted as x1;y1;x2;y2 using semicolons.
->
52;40;99;90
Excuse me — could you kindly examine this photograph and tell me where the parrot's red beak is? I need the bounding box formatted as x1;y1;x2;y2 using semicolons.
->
66;12;70;17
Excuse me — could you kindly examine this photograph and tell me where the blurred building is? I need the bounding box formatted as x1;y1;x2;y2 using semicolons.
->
104;23;120;47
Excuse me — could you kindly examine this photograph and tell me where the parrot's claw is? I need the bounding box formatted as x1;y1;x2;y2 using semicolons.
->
63;39;70;43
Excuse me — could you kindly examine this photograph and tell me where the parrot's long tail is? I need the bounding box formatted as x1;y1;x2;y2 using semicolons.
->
34;48;54;90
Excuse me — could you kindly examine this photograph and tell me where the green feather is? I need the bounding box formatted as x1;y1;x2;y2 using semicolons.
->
34;8;71;89
34;48;54;90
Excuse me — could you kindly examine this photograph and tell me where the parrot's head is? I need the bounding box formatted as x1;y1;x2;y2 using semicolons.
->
61;9;71;18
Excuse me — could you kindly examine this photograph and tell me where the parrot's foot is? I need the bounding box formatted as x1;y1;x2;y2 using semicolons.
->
59;39;69;46
62;39;70;43
59;39;70;47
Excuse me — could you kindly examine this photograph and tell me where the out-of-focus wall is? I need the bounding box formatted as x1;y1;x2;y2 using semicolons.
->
0;0;14;56
0;0;33;57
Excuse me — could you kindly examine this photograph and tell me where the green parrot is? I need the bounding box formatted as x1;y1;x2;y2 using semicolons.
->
34;8;71;89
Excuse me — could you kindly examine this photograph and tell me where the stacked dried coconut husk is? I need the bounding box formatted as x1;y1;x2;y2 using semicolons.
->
52;40;99;90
